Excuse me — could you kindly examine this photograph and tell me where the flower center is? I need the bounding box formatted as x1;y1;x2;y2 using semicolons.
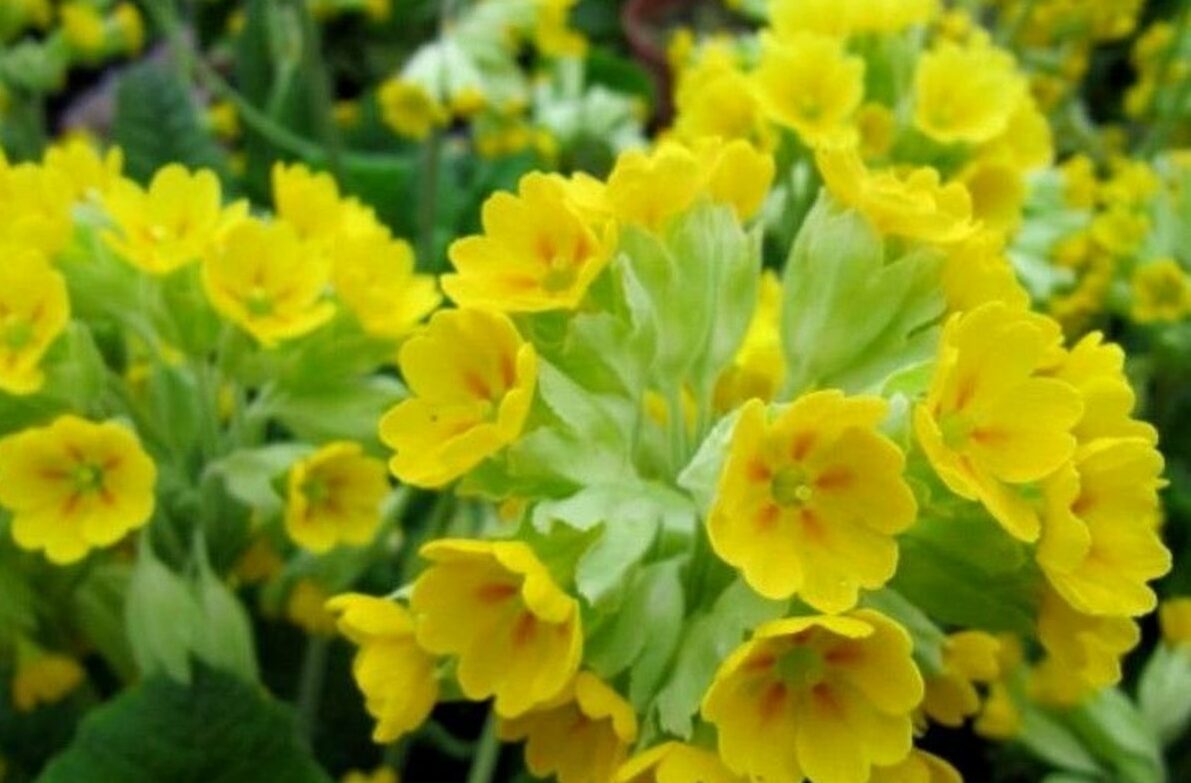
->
771;466;813;507
540;260;578;294
246;287;274;317
775;646;825;690
3;316;33;351
71;463;105;493
302;476;330;505
938;412;974;449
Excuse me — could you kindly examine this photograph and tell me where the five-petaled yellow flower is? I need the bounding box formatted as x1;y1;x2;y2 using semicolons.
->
500;671;638;783
333;232;441;340
709;393;917;612
702;610;924;783
617;742;744;783
103;164;239;275
327;593;439;743
754;32;864;146
914;302;1082;541
0;247;69;395
0;415;156;564
285;441;389;553
914;40;1026;145
411;539;582;717
443;172;615;312
380;308;537;488
202;218;335;347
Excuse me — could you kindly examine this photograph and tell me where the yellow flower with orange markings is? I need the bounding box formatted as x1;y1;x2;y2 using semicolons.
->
201;218;335;347
411;539;581;717
709;393;917;612
379;308;536;488
921;631;1001;727
500;671;637;783
1041;331;1156;444
443;173;615;312
702;610;924;783
914;40;1025;145
0;246;69;395
285;442;389;553
754;32;864;146
102;164;240;275
328;594;439;743
914;302;1082;542
816;146;977;245
0;415;155;564
617;742;744;783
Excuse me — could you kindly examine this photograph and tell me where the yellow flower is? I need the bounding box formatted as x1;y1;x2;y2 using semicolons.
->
112;2;143;53
0;159;76;257
380;309;537;488
958;157;1025;234
11;646;85;712
709;394;916;611
870;751;961;783
1090;206;1148;256
0;246;69;395
285;442;389;553
500;672;638;783
769;0;936;38
103;165;234;275
913;40;1025;145
914;302;1081;541
713;271;786;412
856;102;895;158
1037;438;1168;617
816;146;977;245
754;32;864;146
1159;598;1191;647
411;539;582;717
60;2;106;57
617;742;744;783
286;580;339;637
43;137;123;201
341;767;397;783
207;100;240;140
0;415;155;564
698;137;776;222
702;610;924;783
1037;588;1139;695
534;0;587;57
201;218;335;346
378;78;447;141
444;173;614;312
1131;259;1190;323
973;680;1020;739
939;229;1030;313
922;631;1001;727
1060;155;1098;209
333;232;440;340
232;534;283;585
328;593;438;742
672;48;773;149
977;96;1054;172
271;162;349;247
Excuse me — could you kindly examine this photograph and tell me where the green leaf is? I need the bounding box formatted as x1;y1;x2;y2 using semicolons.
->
780;195;945;396
676;407;743;513
1067;689;1166;783
207;444;311;515
267;376;404;446
72;563;137;682
1018;704;1106;778
1138;645;1191;746
36;665;332;783
112;59;226;184
193;547;259;683
587;559;684;684
653;579;786;738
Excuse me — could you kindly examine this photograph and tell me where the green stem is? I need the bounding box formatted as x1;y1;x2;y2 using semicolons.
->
465;712;501;783
420;720;476;759
295;636;330;745
417;130;444;270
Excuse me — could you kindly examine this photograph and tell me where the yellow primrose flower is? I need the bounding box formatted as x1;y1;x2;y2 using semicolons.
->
500;671;638;783
977;96;1054;173
698;137;776;222
816;146;977;245
0;160;76;257
1041;331;1156;444
112;2;144;53
856;102;896;158
1037;588;1139;694
207;100;240;140
0;415;155;564
921;631;1001;727
870;751;961;783
714;270;786;412
709;393;916;611
380;308;537;488
1090;206;1149;256
0;247;69;395
11;645;85;712
1131;259;1191;324
286;579;339;637
60;2;106;58
754;32;864;146
202;218;335;347
1159;598;1191;647
958;158;1025;234
43;137;123;201
411;539;581;717
914;302;1081;542
443;173;614;312
534;0;587;58
1037;438;1169;617
342;767;397;783
1060;155;1099;209
102;164;234;275
333;232;440;340
973;679;1020;740
271;162;349;247
702;610;924;783
913;40;1025;145
769;0;936;38
378;78;447;141
939;230;1030;313
605;143;704;232
672;48;773;149
285;442;389;553
328;594;438;742
617;742;744;783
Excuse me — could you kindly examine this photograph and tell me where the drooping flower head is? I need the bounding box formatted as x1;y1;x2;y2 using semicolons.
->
921;631;1002;727
0;246;69;395
285;442;389;553
0;415;156;564
411;539;582;717
1035;588;1140;700
709;393;917;612
500;671;638;783
328;593;439;743
702;610;924;783
380;308;537;488
443;172;615;312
